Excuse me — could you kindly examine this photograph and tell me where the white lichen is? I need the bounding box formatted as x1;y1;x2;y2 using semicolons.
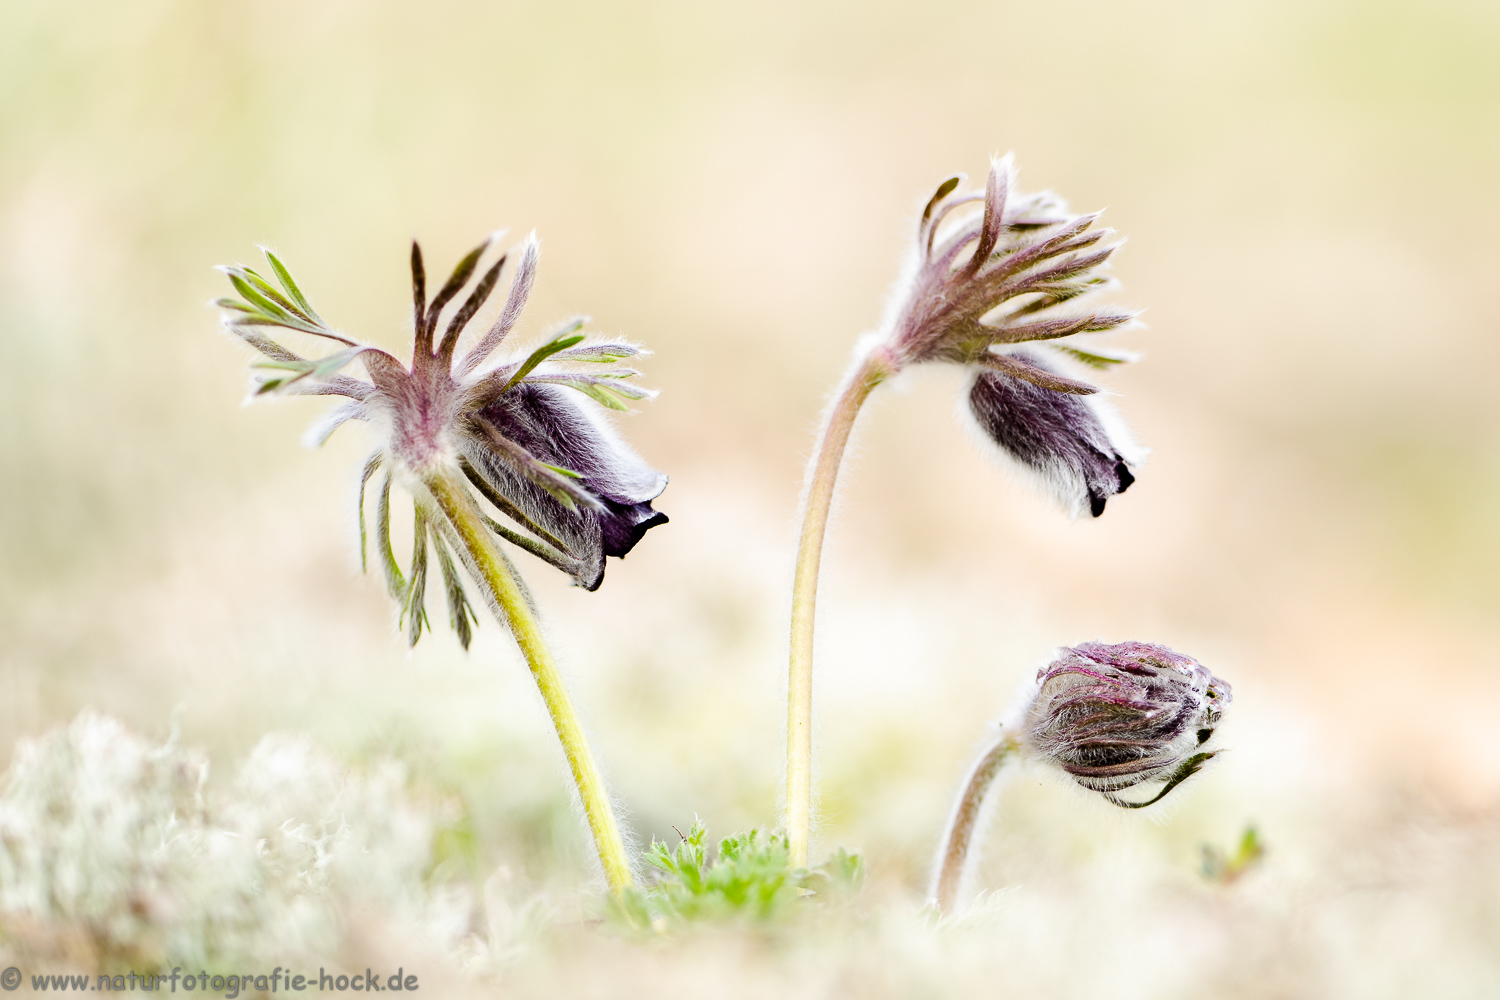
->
0;713;473;973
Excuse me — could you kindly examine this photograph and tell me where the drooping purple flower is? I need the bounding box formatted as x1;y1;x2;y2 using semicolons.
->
874;157;1145;516
967;353;1138;518
1019;641;1231;807
215;233;668;646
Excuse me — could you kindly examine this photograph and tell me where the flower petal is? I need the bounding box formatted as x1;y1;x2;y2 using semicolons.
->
463;382;667;589
966;350;1140;517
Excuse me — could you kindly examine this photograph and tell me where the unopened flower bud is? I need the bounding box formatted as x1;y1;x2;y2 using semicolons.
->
1020;641;1231;807
930;641;1232;910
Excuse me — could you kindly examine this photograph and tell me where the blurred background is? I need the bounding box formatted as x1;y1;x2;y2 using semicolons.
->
2;0;1498;994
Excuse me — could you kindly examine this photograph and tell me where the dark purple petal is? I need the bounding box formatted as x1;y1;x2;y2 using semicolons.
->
967;350;1137;517
464;381;667;590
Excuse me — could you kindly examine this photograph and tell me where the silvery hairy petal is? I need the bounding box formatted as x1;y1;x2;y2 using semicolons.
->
967;349;1141;517
462;381;667;591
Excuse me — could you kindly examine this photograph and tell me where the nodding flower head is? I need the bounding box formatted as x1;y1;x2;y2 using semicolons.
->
1019;641;1231;808
878;157;1145;516
215;233;668;647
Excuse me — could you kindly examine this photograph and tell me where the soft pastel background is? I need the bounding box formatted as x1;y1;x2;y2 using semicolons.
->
2;0;1498;995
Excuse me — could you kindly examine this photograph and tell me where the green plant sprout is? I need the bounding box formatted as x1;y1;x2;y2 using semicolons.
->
1201;825;1265;885
610;821;864;932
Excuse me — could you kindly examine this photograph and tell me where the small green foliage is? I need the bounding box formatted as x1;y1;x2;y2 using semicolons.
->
610;822;864;933
217;251;350;344
217;248;365;395
1056;343;1141;369
528;373;652;410
250;345;369;395
806;845;866;899
357;453;383;575
259;247;322;322
1201;824;1265;885
552;343;641;363
432;536;478;651
401;508;432;646
496;326;588;395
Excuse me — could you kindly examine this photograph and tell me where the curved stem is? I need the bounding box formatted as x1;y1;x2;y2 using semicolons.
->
785;346;894;865
422;466;634;894
930;731;1019;912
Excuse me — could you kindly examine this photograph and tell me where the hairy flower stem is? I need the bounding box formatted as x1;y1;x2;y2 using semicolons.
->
423;466;634;894
930;731;1020;912
786;347;895;865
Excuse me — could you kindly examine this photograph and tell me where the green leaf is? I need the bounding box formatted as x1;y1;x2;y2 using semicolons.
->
261;248;322;323
376;473;406;600
228;272;295;322
574;383;630;410
305;346;371;379
432;535;477;650
357;453;383;575
550;343;641;364
528;374;652;410
1055;344;1140;369
250;346;372;395
479;512;575;575
226;269;303;325
218;263;352;343
239;266;307;320
495;331;587;396
402;508;432;647
461;457;571;554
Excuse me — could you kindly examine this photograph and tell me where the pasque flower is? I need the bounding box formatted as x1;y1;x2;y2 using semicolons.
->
930;641;1231;912
215;233;662;894
885;156;1144;516
217;234;667;643
785;158;1145;863
1021;641;1231;804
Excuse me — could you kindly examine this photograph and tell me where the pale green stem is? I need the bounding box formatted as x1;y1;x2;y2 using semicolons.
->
930;731;1020;912
785;347;894;865
423;466;634;894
